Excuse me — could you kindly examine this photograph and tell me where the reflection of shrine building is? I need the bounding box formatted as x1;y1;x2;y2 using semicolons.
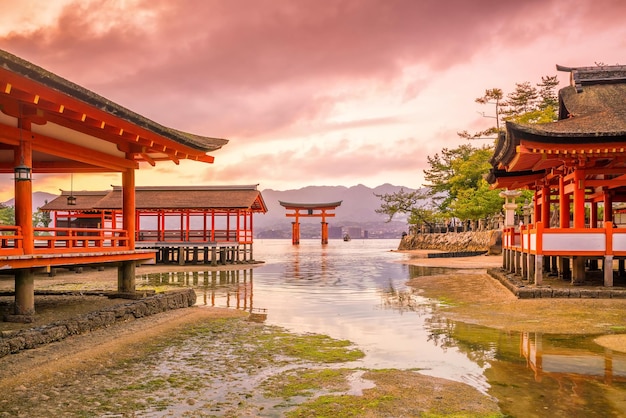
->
136;268;264;318
521;332;626;385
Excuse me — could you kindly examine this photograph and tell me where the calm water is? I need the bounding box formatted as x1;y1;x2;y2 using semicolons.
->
140;239;626;417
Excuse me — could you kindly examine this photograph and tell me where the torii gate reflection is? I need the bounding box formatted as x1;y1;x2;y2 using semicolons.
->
279;201;342;244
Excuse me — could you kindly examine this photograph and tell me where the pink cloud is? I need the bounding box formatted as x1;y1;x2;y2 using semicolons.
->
2;0;600;137
1;0;626;197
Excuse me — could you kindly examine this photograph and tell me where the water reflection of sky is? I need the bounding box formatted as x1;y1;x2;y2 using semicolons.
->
139;239;626;415
250;239;490;392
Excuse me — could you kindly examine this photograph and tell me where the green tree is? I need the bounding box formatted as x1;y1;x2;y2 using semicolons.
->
378;74;560;230
423;143;477;212
449;179;503;222
502;81;539;117
375;188;441;228
423;144;495;216
457;88;503;140
34;200;52;228
0;205;14;226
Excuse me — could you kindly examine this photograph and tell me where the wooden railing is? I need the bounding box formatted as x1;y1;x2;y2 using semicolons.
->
136;229;246;243
0;225;23;255
502;221;626;257
0;226;130;256
33;227;129;253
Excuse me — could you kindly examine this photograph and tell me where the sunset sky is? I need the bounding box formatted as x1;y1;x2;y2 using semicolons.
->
0;0;625;201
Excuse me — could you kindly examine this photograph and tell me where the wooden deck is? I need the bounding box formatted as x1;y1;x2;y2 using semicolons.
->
135;240;253;265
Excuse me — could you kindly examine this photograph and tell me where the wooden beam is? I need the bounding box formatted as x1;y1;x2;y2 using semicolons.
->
0;69;215;163
0;123;137;171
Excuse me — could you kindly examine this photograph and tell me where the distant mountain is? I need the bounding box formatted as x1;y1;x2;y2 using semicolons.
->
3;191;58;211
2;185;422;238
256;183;422;237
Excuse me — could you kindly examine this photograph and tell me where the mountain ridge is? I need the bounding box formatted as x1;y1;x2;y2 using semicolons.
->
3;184;419;238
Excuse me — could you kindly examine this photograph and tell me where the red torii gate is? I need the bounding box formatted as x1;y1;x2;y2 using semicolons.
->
279;201;342;244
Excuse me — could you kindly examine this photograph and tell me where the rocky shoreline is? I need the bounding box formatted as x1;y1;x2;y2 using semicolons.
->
0;288;196;358
398;230;502;254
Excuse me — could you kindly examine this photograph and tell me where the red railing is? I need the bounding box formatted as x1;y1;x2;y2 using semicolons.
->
136;229;246;243
0;225;23;255
0;226;129;256
34;227;129;252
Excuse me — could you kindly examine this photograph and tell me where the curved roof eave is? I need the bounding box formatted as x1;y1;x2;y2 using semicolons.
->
278;201;343;209
0;49;228;152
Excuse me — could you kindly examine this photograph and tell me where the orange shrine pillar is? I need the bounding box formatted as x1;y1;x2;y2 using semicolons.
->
559;175;570;228
573;169;586;229
591;202;598;228
14;116;35;316
533;191;540;223
321;210;328;244
541;186;550;228
119;165;136;293
604;192;613;223
321;222;329;244
280;201;341;245
292;221;300;245
572;169;586;283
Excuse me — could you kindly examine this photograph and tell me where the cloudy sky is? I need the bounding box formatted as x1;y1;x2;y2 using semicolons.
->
0;0;625;200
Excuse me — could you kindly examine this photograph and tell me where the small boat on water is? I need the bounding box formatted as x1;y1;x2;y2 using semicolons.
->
343;234;351;241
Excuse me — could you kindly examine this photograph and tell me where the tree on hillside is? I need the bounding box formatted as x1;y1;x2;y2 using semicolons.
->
458;75;559;140
423;143;476;212
34;201;52;228
374;188;441;229
0;205;13;226
503;76;559;125
423;144;496;216
377;74;559;230
457;88;504;141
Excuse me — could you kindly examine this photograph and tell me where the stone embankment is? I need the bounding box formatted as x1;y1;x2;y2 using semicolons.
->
0;289;196;358
398;230;502;255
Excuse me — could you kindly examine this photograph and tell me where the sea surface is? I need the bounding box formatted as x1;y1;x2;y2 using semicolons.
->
141;238;626;417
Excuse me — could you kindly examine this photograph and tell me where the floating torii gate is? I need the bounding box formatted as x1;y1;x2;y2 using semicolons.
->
279;201;342;244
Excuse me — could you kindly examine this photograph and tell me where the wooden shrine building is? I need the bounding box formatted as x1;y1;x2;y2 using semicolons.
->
279;201;342;244
487;64;626;287
41;185;267;265
0;49;227;319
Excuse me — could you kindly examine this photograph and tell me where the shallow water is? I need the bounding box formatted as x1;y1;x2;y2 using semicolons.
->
139;238;626;417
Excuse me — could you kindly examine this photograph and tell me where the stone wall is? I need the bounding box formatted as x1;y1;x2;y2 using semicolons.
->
398;230;503;255
0;288;197;358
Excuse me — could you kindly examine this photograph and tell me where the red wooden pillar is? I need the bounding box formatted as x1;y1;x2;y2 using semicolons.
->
534;190;541;223
15;118;33;254
559;175;570;228
321;209;328;244
211;209;215;241
227;210;231;241
321;222;328;244
541;186;550;228
292;211;300;245
119;165;136;294
179;211;184;240
573;169;586;229
14;117;35;316
122;167;135;248
237;209;241;242
249;211;254;243
604;192;613;223
135;209;141;241
591;202;598;228
157;210;165;241
185;210;190;241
